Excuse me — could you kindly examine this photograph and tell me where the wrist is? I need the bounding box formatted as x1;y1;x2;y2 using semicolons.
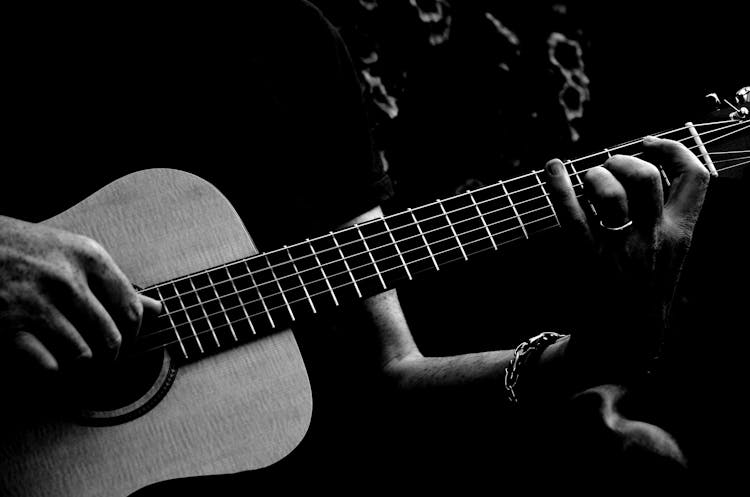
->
504;332;570;406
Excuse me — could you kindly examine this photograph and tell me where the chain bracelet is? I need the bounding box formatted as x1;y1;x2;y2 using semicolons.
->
504;332;569;406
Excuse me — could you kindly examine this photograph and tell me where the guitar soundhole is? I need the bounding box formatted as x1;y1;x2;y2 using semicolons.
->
70;350;178;426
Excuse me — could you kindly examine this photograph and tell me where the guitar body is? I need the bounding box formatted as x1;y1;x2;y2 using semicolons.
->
0;169;312;497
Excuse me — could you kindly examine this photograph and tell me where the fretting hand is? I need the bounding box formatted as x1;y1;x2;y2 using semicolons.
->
544;137;709;379
0;216;162;373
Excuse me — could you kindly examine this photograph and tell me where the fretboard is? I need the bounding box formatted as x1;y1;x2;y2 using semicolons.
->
135;117;749;361
136;168;566;361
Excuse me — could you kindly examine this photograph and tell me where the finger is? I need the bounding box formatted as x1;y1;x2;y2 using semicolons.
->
601;154;663;227
13;331;59;372
59;283;122;360
140;294;163;317
544;159;593;243
642;136;709;223
582;167;629;228
37;306;94;363
76;239;142;346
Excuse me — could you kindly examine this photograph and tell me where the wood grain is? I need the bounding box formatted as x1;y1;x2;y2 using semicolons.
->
0;169;312;497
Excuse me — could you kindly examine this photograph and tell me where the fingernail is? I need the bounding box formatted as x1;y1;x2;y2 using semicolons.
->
546;160;562;176
643;135;658;144
76;348;93;361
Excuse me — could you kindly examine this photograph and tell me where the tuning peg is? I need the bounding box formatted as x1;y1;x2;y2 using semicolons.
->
704;92;721;109
736;86;749;105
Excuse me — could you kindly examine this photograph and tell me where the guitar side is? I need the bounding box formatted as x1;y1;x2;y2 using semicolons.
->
0;169;312;497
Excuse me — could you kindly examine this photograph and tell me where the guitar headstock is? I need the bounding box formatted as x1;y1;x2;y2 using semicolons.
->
694;86;749;179
704;86;749;122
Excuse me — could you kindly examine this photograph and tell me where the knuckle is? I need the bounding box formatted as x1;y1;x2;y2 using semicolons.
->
79;234;103;253
632;164;661;186
690;163;710;183
667;138;690;155
603;154;629;170
74;235;109;266
42;260;82;293
583;166;606;184
126;298;144;327
599;185;622;202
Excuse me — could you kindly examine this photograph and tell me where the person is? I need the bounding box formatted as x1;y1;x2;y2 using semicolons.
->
1;1;710;494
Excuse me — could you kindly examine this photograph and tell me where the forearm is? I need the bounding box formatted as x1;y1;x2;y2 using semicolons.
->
384;348;513;391
386;333;576;402
357;287;580;403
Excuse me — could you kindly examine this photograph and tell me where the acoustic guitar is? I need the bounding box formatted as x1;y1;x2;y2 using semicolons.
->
1;112;747;496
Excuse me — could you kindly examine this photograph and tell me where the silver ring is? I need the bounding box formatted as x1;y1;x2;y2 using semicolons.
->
599;219;633;231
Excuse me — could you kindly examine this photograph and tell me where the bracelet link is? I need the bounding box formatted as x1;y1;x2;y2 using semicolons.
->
504;332;568;406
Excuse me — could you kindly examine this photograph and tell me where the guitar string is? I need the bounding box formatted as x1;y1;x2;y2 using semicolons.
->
709;156;750;165
141;121;749;323
138;157;746;354
134;209;563;355
142;191;567;332
140;119;741;296
143;119;747;319
136;159;746;350
141;121;750;328
711;158;750;172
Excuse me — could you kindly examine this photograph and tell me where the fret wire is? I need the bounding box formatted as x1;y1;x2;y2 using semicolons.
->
207;270;239;341
410;208;439;271
331;231;362;298
286;246;317;313
142;119;746;299
144;120;748;319
557;120;732;166
630;120;748;162
151;125;750;327
468;190;497;251
355;225;387;290
382;218;412;280
138;208;566;355
533;170;559;227
159;162;750;353
264;254;295;321
307;239;339;306
144;200;561;343
156;287;188;359
499;181;528;239
437;199;468;261
225;265;256;335
567;161;584;188
245;260;275;328
139;175;640;325
566;160;597;216
141;120;750;348
172;282;204;354
188;277;220;347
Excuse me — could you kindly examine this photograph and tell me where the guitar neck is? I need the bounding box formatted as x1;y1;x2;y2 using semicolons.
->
135;169;562;361
135;117;749;361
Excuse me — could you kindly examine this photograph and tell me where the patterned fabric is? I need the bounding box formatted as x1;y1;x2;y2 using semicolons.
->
312;0;591;204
